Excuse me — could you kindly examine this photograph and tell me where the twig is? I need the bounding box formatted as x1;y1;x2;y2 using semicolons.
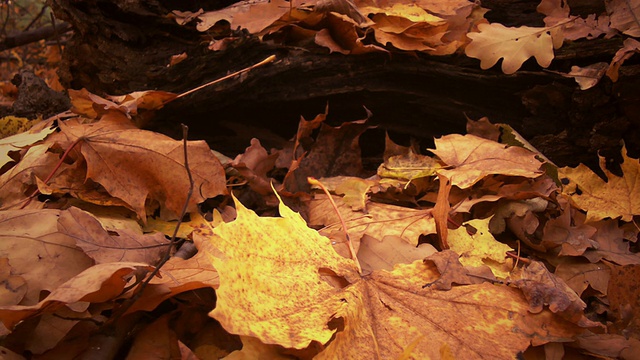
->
103;124;194;325
0;22;71;51
308;176;362;274
174;55;276;100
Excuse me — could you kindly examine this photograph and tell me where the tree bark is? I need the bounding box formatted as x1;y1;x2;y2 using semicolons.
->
49;0;640;170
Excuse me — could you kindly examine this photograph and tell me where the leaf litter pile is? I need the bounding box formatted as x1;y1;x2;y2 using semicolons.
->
0;85;639;359
1;0;640;359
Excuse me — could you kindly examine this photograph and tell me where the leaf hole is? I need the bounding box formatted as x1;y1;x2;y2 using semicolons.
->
319;267;350;289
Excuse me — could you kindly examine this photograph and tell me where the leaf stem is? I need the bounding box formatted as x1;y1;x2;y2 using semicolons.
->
308;177;362;275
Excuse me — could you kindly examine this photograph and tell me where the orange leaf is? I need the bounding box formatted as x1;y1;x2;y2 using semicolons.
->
199;194;582;358
432;134;543;189
559;145;640;222
57;115;227;220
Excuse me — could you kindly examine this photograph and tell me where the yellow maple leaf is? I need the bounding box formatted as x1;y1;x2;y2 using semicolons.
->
202;194;360;349
559;145;640;222
448;217;514;278
197;194;581;358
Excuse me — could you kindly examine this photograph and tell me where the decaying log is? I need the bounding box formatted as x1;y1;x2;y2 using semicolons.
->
48;0;640;170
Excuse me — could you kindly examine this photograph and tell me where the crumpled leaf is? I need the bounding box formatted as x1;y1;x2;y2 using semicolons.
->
57;114;227;220
541;197;597;256
377;149;441;181
0;262;151;330
607;38;640;82
562;62;609;90
560;145;640;222
513;261;602;327
465;22;563;74
431;134;543;189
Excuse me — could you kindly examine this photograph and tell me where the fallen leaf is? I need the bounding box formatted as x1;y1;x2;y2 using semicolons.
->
357;234;437;272
560;145;640;222
308;193;436;246
126;231;219;314
448;217;513;278
607;38;640;82
377;149;441;181
0;209;94;305
465;22;563;74
284;114;372;193
554;259;609;297
57;114;227;220
0;262;151;330
584;219;640;265
512;261;598;327
200;194;581;358
199;195;360;349
57;207;168;264
607;263;640;338
0;258;26;306
0;122;55;167
563;62;609;90
606;0;640;37
422;250;477;290
0;144;60;210
541;197;597;256
573;332;640;359
177;0;291;34
431;134;543;189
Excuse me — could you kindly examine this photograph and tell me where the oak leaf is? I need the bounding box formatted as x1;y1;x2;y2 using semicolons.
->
174;0;291;34
541;197;597;256
606;0;640;37
465;22;563;74
559;145;640;222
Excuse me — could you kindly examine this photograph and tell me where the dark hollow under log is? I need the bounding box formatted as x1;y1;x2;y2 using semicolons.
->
49;0;640;171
